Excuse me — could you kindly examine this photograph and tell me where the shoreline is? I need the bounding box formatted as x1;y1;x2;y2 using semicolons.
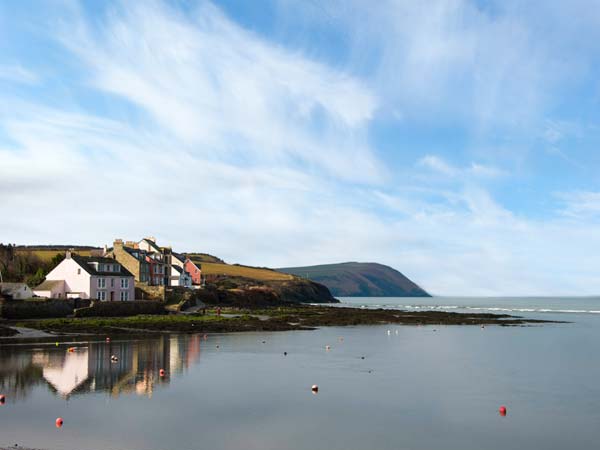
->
0;305;564;343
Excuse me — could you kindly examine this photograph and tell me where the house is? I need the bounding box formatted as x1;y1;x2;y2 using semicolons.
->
145;252;166;286
0;282;34;300
33;280;65;299
170;265;192;287
34;251;135;301
106;239;154;284
183;258;202;285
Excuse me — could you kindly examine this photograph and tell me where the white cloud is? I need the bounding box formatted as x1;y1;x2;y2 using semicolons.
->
3;1;600;297
418;154;506;180
0;65;39;85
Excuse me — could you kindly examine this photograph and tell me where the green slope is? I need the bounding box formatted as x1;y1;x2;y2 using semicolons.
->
277;262;430;297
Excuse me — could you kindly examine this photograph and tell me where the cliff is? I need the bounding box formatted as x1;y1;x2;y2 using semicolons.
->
278;262;430;297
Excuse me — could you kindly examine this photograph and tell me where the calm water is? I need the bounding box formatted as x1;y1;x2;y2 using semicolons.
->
2;297;600;450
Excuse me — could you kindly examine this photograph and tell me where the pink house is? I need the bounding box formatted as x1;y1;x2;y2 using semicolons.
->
34;252;135;301
184;259;202;286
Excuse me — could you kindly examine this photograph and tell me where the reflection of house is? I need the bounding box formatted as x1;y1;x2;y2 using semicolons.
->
0;282;33;299
33;251;135;301
42;350;89;397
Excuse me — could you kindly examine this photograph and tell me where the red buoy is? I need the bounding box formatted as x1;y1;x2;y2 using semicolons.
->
56;418;64;428
499;405;507;416
0;394;5;405
159;369;165;377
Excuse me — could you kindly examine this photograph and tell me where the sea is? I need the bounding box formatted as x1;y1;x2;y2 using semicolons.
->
1;296;600;450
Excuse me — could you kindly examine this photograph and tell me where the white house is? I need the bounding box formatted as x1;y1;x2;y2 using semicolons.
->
170;265;192;287
0;282;34;300
34;252;135;301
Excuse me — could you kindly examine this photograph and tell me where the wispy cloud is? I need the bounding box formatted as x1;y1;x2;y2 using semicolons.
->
3;1;600;296
0;65;39;85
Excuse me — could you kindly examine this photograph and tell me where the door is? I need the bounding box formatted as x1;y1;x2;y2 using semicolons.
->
110;291;114;302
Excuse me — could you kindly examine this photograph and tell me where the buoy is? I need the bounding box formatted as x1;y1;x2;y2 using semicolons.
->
361;356;365;360
216;345;220;349
481;325;485;329
106;337;111;343
499;405;507;416
68;347;75;353
159;369;165;377
55;342;59;347
283;352;287;356
395;330;398;335
110;355;118;362
325;345;331;350
339;337;343;342
0;394;5;405
262;341;266;344
387;330;391;335
203;334;208;339
55;418;64;428
311;385;319;393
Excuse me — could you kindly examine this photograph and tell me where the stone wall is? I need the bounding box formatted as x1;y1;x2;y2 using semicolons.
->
135;283;165;301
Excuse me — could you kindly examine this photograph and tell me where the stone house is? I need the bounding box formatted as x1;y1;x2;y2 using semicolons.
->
0;282;34;300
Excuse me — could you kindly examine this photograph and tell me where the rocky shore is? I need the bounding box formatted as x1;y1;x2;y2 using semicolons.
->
1;305;560;340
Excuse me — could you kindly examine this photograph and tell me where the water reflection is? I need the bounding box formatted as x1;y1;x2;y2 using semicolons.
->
0;335;202;400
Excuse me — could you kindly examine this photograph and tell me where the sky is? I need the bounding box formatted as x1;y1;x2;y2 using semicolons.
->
1;0;600;296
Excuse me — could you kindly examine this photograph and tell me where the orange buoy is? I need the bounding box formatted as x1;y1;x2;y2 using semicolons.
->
56;418;64;428
499;405;507;416
311;385;319;393
159;369;165;377
0;394;5;405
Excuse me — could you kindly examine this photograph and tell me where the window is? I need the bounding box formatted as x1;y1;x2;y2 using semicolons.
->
96;291;106;301
99;264;104;272
111;278;114;288
77;268;81;275
98;278;106;289
121;278;129;289
120;291;129;301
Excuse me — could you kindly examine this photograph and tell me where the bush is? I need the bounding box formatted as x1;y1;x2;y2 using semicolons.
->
74;301;167;317
0;299;73;319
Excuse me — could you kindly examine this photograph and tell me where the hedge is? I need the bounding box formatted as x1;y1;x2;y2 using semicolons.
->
0;299;73;319
74;301;167;317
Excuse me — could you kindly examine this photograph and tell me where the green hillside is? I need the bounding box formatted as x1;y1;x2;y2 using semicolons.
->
278;262;430;297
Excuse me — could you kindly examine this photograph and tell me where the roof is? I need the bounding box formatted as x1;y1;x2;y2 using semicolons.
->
34;280;64;291
141;238;161;252
71;255;134;278
172;265;183;273
0;282;31;295
172;252;186;264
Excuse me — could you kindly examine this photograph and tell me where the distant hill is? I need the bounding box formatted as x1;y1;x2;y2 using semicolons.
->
277;262;430;297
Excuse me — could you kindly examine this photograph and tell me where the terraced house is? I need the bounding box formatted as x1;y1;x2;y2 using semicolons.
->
33;251;135;301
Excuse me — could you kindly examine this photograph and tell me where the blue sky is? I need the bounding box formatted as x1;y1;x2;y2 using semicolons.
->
2;0;600;295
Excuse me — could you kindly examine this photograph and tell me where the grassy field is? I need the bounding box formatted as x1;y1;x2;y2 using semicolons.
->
15;248;94;262
198;262;294;281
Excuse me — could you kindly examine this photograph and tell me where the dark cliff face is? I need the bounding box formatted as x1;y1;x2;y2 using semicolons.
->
195;276;338;307
278;262;430;297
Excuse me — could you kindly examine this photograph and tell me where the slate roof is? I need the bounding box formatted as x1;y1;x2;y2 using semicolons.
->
71;255;134;277
34;280;64;291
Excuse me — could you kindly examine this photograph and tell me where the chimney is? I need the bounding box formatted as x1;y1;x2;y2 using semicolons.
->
103;244;108;255
114;239;124;248
66;250;72;259
146;236;156;243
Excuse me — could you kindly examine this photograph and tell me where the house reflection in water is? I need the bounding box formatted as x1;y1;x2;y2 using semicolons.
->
1;335;203;401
